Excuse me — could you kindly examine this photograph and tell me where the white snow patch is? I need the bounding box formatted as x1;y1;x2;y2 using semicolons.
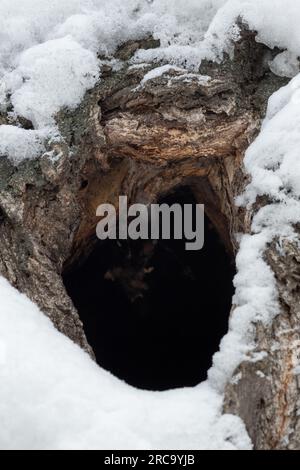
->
1;0;300;451
0;126;47;164
249;351;268;363
230;372;242;385
256;371;266;379
140;64;185;85
6;37;99;128
294;367;300;376
210;70;300;394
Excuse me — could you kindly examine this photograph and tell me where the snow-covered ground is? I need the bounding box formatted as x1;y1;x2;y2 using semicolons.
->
1;0;300;450
0;277;251;450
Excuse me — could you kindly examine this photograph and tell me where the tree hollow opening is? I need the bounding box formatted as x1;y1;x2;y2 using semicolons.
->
63;186;235;391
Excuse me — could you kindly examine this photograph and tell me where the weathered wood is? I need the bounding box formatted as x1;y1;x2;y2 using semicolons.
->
0;28;296;449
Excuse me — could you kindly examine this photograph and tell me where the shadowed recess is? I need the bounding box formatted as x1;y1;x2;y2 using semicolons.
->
63;187;235;391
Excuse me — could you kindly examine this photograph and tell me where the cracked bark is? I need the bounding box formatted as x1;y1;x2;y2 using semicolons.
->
0;27;298;449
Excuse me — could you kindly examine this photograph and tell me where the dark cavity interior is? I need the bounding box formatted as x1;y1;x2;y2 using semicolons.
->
63;187;235;391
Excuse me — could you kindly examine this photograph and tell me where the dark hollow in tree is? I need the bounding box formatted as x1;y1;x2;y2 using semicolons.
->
63;187;235;391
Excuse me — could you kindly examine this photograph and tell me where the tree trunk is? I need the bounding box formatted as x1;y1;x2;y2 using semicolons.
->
0;27;297;449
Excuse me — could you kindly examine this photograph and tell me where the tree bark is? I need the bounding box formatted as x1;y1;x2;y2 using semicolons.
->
0;27;296;449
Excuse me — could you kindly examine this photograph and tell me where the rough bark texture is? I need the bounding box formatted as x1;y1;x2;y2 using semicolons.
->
0;27;297;449
224;237;300;449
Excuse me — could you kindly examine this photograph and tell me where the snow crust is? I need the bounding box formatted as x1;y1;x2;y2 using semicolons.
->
140;65;185;85
1;0;300;450
210;71;300;390
0;126;47;164
1;0;300;163
0;277;251;450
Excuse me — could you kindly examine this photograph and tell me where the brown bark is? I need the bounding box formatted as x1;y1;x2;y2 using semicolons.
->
0;27;297;449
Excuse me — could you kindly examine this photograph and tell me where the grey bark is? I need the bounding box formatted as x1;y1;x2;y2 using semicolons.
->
0;26;297;449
